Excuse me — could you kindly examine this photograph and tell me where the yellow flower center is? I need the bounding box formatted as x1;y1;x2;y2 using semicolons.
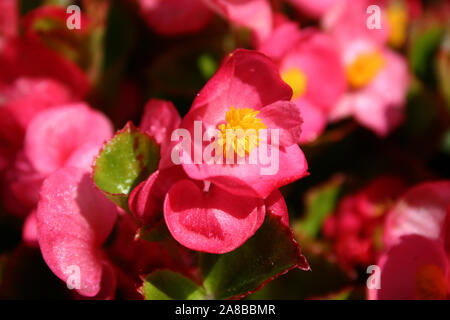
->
281;68;307;100
387;1;408;48
346;51;385;89
217;106;267;158
415;264;448;300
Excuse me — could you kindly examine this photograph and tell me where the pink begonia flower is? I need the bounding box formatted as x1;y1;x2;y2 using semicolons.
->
322;177;407;269
261;27;346;143
324;0;409;136
138;0;213;36
3;104;113;217
176;49;308;199
203;0;273;44
37;166;119;298
368;181;450;300
287;0;340;18
129;94;300;254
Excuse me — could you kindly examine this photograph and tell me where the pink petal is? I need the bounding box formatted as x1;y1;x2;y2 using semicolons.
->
280;29;347;112
2;152;46;217
140;99;181;159
164;179;265;253
0;77;73;130
265;190;289;227
182;143;308;199
189;49;292;122
351;50;408;136
23;210;39;247
294;99;327;144
37;167;119;297
205;0;273;44
384;181;450;249
24;104;113;175
128;166;189;225
368;235;448;300
258;100;303;146
258;19;302;62
139;0;213;35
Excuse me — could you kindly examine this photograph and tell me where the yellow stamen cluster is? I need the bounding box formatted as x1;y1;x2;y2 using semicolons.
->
217;106;267;158
281;68;308;100
346;51;385;89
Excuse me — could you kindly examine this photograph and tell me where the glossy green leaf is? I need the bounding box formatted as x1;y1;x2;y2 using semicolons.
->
200;213;309;300
93;122;159;210
142;270;206;300
247;248;352;300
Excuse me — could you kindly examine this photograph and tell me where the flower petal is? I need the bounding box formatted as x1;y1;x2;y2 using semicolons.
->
384;181;450;249
24;104;113;175
37;167;119;297
368;235;448;300
164;179;266;253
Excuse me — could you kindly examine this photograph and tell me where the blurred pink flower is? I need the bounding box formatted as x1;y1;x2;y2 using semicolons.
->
268;28;346;143
368;181;450;300
204;0;273;44
325;0;410;136
323;177;407;269
3;104;113;217
138;0;213;35
0;78;74;173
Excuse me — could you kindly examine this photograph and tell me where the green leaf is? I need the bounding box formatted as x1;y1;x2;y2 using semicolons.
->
296;177;343;238
197;53;218;80
142;270;206;300
93;122;159;210
247;249;352;300
200;213;309;300
409;26;444;85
